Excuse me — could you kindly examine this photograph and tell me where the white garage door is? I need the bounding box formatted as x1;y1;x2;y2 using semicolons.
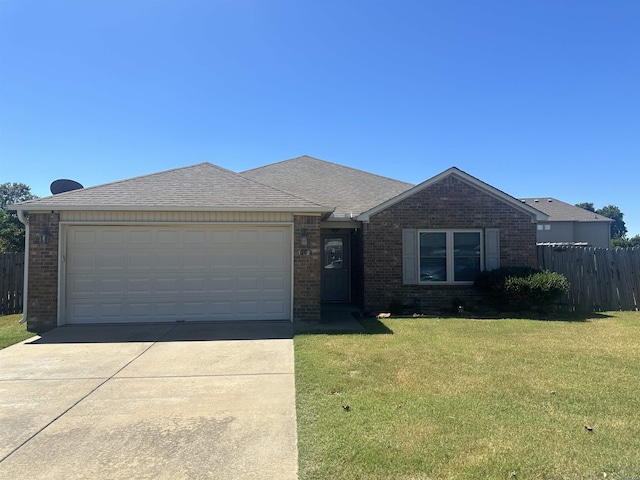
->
64;225;292;324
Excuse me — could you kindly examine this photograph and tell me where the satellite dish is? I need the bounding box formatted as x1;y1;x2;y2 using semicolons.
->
50;179;84;195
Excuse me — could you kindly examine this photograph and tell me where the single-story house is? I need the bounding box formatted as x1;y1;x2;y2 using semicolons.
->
11;156;547;332
520;198;612;248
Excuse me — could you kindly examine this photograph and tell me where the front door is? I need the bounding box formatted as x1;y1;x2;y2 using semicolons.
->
321;234;350;302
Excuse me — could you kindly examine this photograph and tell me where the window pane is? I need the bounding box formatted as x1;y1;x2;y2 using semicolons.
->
453;232;481;282
419;232;447;282
324;238;343;269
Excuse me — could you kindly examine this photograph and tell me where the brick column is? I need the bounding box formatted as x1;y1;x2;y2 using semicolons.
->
293;215;321;323
27;212;60;332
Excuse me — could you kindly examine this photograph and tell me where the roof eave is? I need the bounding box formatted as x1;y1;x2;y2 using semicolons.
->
8;204;334;214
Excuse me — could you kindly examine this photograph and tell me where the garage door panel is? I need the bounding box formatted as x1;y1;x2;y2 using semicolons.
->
156;254;180;269
100;253;125;270
71;229;97;244
211;253;233;268
264;276;286;291
129;230;153;244
184;230;207;244
264;254;287;268
69;253;96;271
99;279;124;294
128;278;152;294
101;229;125;243
183;252;208;268
184;278;206;293
65;225;291;323
157;230;180;243
210;277;233;291
237;253;259;268
129;252;154;269
264;300;287;315
237;277;259;291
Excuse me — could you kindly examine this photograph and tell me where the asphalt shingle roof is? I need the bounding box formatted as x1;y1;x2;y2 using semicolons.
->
520;198;612;222
241;155;414;218
12;162;331;212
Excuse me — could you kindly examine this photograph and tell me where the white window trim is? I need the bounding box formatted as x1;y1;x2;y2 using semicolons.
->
417;229;484;285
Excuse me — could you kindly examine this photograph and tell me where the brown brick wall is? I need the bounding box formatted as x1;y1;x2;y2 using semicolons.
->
362;176;537;313
293;215;322;322
26;212;60;332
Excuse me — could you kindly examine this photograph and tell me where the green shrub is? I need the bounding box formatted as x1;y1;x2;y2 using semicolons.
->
475;267;569;312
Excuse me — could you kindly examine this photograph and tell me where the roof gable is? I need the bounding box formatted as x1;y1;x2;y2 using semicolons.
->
357;167;548;222
241;155;414;218
11;162;332;213
520;198;613;222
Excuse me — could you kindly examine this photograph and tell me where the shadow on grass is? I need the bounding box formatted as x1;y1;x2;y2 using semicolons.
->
443;310;615;322
294;317;393;336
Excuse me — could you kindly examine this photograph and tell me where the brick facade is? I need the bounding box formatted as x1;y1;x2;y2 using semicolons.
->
362;176;537;314
21;175;532;327
293;215;322;322
26;212;60;332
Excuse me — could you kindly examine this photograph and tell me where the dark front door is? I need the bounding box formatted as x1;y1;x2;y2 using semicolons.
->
321;235;350;302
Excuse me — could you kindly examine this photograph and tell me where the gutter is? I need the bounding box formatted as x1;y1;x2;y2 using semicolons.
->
16;210;28;324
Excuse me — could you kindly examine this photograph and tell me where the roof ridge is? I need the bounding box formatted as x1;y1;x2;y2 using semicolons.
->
242;155;414;187
237;170;329;209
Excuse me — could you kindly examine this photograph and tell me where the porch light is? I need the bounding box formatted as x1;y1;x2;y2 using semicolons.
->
39;227;50;244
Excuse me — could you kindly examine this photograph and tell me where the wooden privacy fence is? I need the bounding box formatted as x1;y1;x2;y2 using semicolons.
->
1;253;24;315
538;245;640;312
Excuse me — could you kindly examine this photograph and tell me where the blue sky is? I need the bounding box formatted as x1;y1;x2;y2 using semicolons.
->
1;0;638;236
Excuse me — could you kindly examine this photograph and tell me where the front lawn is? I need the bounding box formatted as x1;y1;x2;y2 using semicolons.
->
295;312;640;479
0;314;35;349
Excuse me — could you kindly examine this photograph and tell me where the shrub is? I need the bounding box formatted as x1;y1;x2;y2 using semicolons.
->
475;267;569;312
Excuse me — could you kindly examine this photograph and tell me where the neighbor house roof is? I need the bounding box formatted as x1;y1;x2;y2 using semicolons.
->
10;162;333;213
241;155;414;219
520;198;613;223
358;167;548;222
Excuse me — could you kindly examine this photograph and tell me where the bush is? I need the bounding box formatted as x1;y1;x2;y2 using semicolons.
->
475;267;569;312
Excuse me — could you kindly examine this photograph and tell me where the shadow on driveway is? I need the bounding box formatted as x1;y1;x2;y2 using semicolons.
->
27;321;294;344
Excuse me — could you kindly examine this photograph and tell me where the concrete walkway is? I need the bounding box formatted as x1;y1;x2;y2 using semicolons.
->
0;322;297;480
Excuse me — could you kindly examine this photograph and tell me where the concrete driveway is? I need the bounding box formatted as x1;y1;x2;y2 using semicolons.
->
0;322;298;479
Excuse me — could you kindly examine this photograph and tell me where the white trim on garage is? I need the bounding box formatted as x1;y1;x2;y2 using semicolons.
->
58;222;294;325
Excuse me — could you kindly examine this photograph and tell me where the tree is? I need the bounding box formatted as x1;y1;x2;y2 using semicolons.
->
612;234;640;249
576;202;628;241
596;205;627;239
575;202;595;212
0;182;37;252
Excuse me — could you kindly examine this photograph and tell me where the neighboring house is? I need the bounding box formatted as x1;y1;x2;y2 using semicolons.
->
520;198;612;248
10;156;546;332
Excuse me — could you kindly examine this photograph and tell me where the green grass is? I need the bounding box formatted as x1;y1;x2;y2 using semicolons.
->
0;314;35;349
295;311;640;479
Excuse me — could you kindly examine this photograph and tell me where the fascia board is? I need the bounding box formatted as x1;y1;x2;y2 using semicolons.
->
8;204;334;214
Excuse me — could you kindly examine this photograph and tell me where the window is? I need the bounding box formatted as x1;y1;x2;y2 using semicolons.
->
323;238;343;269
403;228;498;285
537;224;551;231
